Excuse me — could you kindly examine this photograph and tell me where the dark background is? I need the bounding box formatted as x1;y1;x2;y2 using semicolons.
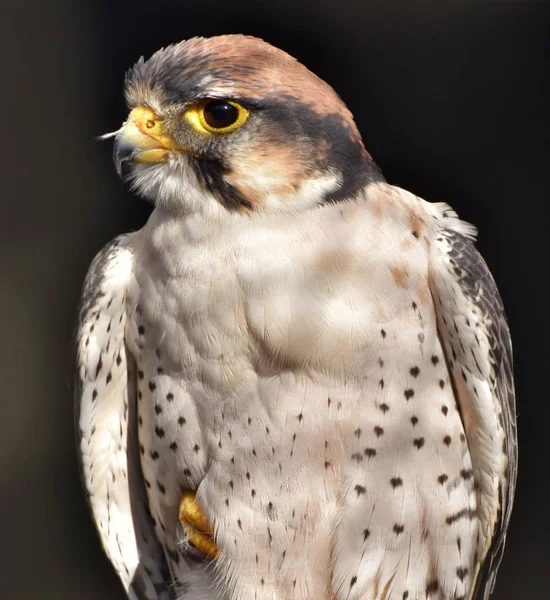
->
1;1;548;598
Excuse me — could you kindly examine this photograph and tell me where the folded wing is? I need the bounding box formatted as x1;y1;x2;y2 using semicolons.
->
429;215;517;600
75;236;172;600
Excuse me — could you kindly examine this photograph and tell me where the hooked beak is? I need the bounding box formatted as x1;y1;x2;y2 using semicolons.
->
113;107;177;178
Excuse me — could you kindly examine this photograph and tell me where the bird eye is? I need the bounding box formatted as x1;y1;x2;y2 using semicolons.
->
183;99;249;135
203;101;239;129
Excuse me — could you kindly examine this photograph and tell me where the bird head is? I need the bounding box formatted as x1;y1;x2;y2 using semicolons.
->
113;35;383;214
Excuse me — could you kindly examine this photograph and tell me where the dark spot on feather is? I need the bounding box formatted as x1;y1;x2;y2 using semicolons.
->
393;524;404;535
460;469;473;480
446;508;476;524
355;484;366;495
426;581;439;595
95;355;102;378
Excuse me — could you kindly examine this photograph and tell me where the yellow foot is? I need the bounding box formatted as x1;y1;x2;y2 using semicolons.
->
179;490;219;559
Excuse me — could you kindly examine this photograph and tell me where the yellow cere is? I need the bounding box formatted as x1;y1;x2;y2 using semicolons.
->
128;106;180;151
183;100;249;135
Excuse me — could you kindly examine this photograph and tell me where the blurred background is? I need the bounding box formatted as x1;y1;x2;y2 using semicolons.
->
1;0;549;598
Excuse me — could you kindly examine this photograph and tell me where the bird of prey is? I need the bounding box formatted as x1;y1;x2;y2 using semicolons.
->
75;35;517;600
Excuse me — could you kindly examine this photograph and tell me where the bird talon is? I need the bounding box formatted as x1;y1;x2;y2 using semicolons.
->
179;491;219;558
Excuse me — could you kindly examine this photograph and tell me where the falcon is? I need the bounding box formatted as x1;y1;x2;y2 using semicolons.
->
75;35;517;600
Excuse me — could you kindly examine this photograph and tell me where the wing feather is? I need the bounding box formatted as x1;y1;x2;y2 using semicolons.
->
429;225;517;600
75;235;173;600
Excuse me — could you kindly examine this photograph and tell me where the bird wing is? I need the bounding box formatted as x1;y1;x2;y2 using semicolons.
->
75;235;173;600
428;210;517;600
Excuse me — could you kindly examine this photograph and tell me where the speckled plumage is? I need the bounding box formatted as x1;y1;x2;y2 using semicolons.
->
75;35;516;600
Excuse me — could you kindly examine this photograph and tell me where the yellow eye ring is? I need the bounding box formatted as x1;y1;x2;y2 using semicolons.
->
183;99;249;135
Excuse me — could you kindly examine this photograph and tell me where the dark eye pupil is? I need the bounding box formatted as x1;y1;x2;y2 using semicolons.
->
203;100;239;129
